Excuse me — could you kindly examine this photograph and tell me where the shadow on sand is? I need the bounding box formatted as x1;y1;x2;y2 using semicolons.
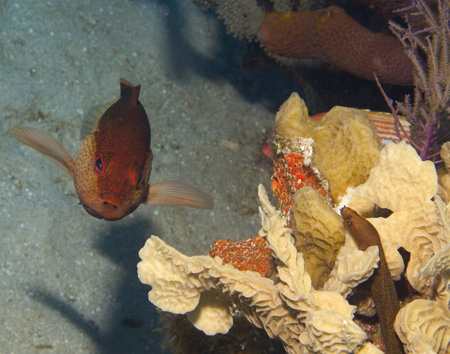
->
29;218;168;354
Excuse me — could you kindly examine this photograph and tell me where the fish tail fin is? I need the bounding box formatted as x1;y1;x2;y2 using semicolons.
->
10;126;75;177
119;78;140;106
145;181;214;209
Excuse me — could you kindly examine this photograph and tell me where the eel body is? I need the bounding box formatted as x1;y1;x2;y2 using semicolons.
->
341;206;403;354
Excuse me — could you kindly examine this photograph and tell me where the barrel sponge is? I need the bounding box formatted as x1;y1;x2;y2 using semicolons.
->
274;93;381;202
290;186;345;289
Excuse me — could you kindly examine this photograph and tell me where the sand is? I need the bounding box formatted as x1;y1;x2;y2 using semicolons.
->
0;0;306;352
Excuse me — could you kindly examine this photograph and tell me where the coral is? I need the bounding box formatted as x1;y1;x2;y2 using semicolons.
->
346;141;450;292
322;246;380;299
208;236;275;277
193;0;264;41
273;92;381;203
137;86;450;352
394;271;450;354
138;185;376;354
358;342;384;354
290;186;346;289
438;142;450;203
259;6;414;85
138;139;450;353
381;0;450;162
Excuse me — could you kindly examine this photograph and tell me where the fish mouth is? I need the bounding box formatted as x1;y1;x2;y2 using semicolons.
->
82;198;123;221
84;205;105;219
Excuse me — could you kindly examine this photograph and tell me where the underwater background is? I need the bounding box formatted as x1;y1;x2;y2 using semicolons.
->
0;0;411;353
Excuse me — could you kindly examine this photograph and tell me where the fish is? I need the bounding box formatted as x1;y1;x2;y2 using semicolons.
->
10;78;213;221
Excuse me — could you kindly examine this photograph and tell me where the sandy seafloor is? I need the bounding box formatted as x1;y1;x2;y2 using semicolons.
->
0;0;310;353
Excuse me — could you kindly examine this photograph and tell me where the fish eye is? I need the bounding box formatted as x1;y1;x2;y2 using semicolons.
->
95;154;104;173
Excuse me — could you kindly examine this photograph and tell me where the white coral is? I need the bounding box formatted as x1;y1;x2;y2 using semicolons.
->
394;271;450;354
138;185;372;354
346;141;450;292
322;245;379;297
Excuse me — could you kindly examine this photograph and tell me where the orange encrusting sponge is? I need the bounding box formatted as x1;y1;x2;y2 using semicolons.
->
209;236;275;277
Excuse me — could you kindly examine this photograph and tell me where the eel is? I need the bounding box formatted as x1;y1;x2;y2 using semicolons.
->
341;206;403;354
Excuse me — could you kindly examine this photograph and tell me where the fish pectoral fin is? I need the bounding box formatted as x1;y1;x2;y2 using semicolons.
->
10;126;75;177
145;181;214;209
80;104;110;139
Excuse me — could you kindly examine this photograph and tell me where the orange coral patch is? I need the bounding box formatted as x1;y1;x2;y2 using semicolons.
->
209;237;275;277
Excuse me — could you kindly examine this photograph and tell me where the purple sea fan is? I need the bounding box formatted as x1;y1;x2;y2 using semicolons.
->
380;0;450;163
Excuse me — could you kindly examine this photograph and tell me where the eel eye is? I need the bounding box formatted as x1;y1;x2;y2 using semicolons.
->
95;154;104;173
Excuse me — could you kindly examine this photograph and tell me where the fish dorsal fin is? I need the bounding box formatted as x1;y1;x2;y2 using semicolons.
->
145;181;214;209
80;104;110;139
10;126;75;177
119;78;140;106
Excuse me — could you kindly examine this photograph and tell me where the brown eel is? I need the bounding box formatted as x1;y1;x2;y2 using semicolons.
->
341;207;403;354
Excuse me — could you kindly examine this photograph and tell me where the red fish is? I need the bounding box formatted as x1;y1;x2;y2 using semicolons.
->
11;78;213;220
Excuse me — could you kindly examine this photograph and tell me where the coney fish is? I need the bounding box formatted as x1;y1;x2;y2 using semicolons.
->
11;78;213;221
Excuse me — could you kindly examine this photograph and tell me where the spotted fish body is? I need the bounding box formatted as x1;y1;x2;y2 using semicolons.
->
75;79;152;219
11;79;213;220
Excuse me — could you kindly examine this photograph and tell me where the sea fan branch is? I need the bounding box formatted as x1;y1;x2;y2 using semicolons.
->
385;0;450;163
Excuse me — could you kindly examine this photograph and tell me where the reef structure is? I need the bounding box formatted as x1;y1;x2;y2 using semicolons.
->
138;95;450;353
271;92;381;210
138;185;377;353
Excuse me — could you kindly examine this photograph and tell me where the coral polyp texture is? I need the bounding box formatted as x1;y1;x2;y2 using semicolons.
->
208;236;275;277
259;6;414;85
